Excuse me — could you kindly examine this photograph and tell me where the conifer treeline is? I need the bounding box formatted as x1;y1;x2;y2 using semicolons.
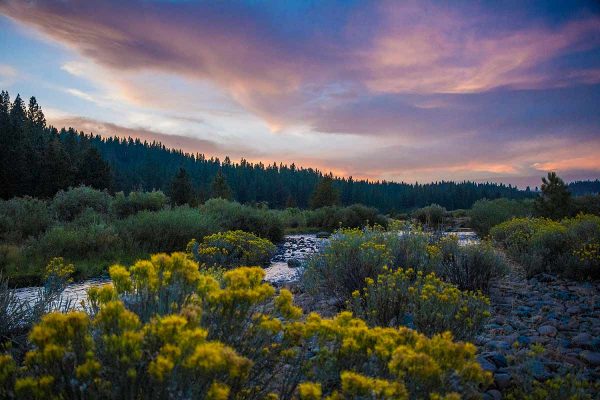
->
1;90;536;211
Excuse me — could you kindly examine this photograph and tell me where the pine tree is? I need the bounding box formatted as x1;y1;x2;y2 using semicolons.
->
170;167;195;205
9;94;26;130
77;147;112;190
27;96;46;128
211;169;233;200
285;194;297;208
310;176;340;209
535;172;571;219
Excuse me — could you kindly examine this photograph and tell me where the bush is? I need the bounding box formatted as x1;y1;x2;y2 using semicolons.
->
0;254;492;399
437;237;508;292
571;194;600;216
491;215;600;279
386;227;440;275
350;267;490;340
110;190;169;218
0;197;52;242
303;228;392;300
51;186;112;222
304;204;388;231
187;230;276;268
413;204;446;229
30;223;121;261
201;198;284;242
468;198;534;236
116;206;219;253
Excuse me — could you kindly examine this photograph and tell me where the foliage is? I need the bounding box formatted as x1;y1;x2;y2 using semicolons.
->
413;204;446;229
468;198;534;236
31;223;121;261
187;230;276;268
303;228;392;300
0;197;52;242
310;176;340;209
51;186;112;222
116;206;218;253
535;172;572;220
571;194;600;216
0;258;74;348
304;226;505;300
0;254;492;399
350;267;490;340
110;190;168;218
304;204;388;231
170;167;196;206
210;169;233;200
200;198;284;242
437;237;508;292
491;214;600;279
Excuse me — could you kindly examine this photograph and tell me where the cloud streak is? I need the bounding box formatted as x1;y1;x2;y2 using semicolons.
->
1;0;599;186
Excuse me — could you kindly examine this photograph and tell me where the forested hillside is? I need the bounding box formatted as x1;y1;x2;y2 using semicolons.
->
568;180;600;196
2;90;535;211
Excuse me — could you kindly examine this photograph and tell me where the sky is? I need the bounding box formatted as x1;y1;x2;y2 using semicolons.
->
1;0;599;188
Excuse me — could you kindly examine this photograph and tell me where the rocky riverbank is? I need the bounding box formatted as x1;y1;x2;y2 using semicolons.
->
477;264;600;398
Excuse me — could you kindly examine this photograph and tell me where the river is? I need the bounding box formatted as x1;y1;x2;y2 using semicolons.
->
13;231;478;308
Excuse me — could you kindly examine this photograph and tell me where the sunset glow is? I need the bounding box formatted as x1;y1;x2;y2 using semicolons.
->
1;0;599;187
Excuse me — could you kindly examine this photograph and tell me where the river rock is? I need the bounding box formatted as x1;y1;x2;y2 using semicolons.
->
538;325;557;337
571;333;594;349
287;258;302;268
494;373;511;389
580;351;600;366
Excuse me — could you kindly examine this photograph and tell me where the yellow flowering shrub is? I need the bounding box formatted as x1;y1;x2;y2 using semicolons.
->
350;267;490;340
491;214;600;279
187;230;276;268
0;252;492;399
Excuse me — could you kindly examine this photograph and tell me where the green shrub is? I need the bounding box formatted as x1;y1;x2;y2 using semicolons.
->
304;204;388;231
201;198;284;242
51;186;112;222
110;190;168;218
468;198;534;236
0;197;52;242
571;194;600;216
491;215;600;279
386;227;440;275
31;223;121;261
413;204;446;229
278;207;308;230
437;237;508;292
350;267;490;340
187;230;276;268
116;206;219;253
303;228;392;300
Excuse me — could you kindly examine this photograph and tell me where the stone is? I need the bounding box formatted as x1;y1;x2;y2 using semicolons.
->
486;340;510;351
580;351;600;366
489;352;508;368
572;333;594;349
567;306;581;314
494;373;511;389
486;389;502;400
477;356;497;373
538;325;557;337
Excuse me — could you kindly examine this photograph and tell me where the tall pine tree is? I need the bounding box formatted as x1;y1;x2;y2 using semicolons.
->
170;167;195;205
211;169;233;200
310;176;340;209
